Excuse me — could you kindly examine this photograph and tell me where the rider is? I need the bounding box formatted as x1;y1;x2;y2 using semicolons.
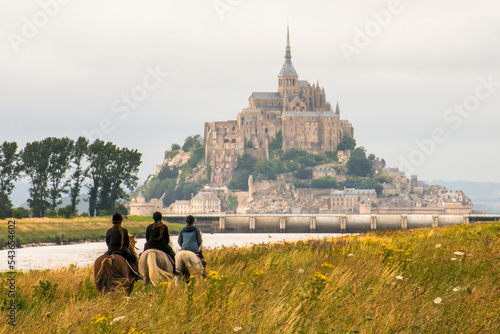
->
144;211;177;272
178;215;207;267
105;213;141;280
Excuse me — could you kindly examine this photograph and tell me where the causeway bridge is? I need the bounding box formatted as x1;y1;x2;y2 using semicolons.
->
163;213;500;234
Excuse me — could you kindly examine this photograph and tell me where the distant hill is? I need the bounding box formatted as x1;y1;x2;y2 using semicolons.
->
427;180;500;213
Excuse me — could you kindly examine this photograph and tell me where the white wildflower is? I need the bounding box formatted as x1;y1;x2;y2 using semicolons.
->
110;316;125;324
298;268;305;274
434;297;442;304
348;253;354;257
435;244;442;248
452;287;461;292
396;275;404;280
453;251;465;256
234;326;243;332
451;258;457;261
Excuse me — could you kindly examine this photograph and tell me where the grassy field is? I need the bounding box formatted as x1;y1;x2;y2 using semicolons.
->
1;222;499;333
0;216;185;248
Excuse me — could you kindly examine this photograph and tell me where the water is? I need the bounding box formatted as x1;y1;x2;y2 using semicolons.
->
0;233;344;271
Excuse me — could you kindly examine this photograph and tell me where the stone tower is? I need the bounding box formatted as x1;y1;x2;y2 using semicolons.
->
278;24;299;97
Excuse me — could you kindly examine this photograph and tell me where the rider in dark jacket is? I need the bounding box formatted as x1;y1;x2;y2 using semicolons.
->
105;213;139;274
178;215;207;267
144;212;176;270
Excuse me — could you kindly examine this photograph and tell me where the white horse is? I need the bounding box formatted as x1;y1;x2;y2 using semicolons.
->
175;250;205;284
138;249;175;287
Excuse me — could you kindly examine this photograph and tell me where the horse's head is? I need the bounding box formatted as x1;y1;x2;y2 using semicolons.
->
129;233;138;251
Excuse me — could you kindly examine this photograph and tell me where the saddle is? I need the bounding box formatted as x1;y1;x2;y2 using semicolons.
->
109;252;139;276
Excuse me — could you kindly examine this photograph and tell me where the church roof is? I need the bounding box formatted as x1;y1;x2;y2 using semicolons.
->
251;92;282;100
192;191;219;201
283;111;337;117
298;80;310;87
279;58;298;77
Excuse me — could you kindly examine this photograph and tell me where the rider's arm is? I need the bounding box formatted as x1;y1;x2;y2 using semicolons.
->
196;228;202;247
178;230;183;247
163;225;170;245
145;225;150;242
105;229;111;247
123;229;130;249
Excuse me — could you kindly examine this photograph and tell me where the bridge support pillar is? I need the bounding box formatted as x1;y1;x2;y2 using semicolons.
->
463;216;470;224
340;215;347;233
401;214;408;230
310;216;316;233
432;215;439;228
212;220;218;233
219;216;225;233
249;216;256;232
370;214;377;230
280;217;286;232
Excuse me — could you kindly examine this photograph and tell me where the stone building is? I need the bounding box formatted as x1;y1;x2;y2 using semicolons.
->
129;192;163;216
205;25;354;185
166;191;222;214
312;167;337;179
190;191;221;213
330;188;377;213
331;188;359;213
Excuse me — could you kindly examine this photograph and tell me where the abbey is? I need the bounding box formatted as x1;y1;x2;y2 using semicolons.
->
204;26;354;185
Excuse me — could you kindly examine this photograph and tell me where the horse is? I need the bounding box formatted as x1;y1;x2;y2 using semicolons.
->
138;249;175;287
129;233;139;258
175;250;205;284
93;234;138;295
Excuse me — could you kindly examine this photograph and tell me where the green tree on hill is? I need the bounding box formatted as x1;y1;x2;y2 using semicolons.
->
294;166;312;180
182;135;203;152
346;147;372;177
337;135;356;151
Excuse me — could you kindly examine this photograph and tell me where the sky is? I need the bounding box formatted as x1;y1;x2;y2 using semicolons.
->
1;0;500;195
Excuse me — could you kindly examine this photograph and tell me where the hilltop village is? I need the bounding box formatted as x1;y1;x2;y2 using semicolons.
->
131;27;475;216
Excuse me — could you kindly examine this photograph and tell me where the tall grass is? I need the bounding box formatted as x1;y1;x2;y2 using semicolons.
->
1;222;499;333
0;217;184;247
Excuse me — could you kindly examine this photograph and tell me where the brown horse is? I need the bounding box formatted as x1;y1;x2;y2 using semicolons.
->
94;234;138;295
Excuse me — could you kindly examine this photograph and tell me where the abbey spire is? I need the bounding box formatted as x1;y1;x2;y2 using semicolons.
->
278;23;298;96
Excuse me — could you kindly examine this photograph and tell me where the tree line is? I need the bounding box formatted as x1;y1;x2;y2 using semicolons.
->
0;137;142;219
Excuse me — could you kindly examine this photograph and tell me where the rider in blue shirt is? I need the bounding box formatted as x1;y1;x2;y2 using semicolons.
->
178;215;207;267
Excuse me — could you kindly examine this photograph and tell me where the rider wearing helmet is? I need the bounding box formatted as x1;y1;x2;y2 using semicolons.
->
178;215;207;267
144;211;177;272
105;213;141;279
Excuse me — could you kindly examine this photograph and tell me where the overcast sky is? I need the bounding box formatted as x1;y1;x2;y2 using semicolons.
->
1;0;500;188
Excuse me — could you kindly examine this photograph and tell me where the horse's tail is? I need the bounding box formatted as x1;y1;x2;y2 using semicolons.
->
95;257;116;294
177;251;204;282
147;252;174;287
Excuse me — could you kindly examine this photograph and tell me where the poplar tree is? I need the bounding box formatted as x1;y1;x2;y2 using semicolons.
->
47;137;74;210
21;140;51;217
0;141;21;218
69;137;88;216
